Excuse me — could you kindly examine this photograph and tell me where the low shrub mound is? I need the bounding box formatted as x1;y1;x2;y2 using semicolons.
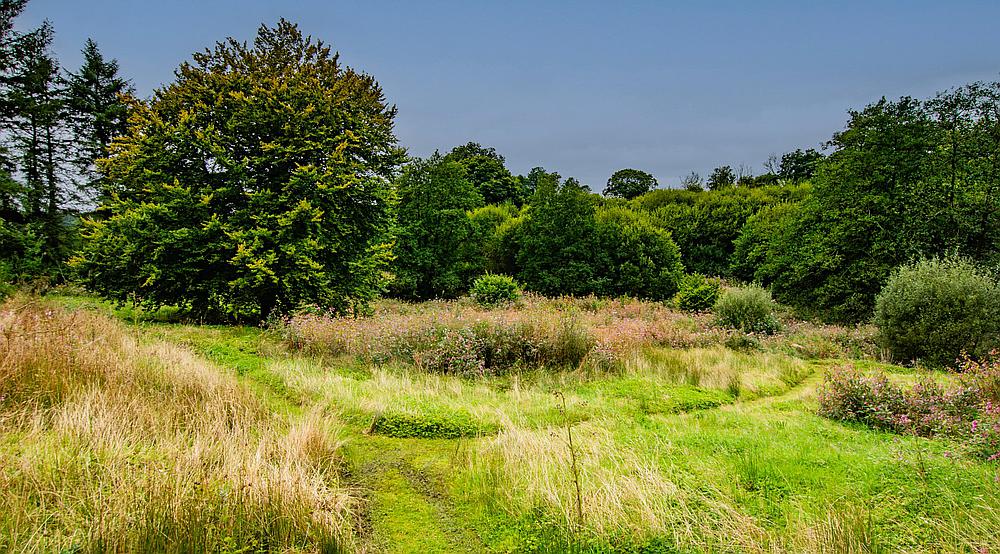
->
369;409;498;439
674;273;721;312
818;357;1000;460
713;285;780;334
874;256;1000;367
470;273;521;308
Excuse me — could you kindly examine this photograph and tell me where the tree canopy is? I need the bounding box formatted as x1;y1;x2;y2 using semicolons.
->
391;153;482;299
604;168;657;199
74;20;403;320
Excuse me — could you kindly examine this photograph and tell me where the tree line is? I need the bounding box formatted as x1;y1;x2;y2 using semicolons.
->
2;1;999;325
1;0;131;283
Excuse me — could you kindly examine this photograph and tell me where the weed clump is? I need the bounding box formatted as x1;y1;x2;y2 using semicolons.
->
874;256;1000;367
714;285;780;334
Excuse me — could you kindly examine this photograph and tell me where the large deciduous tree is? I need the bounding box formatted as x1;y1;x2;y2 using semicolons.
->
75;20;403;320
444;142;523;205
753;84;1000;321
603;168;657;199
517;172;599;295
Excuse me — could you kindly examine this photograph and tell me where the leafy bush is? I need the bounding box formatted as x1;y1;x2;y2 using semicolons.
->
713;285;780;334
369;409;497;439
470;274;521;308
674;273;721;312
592;206;684;300
874;256;1000;367
816;366;907;430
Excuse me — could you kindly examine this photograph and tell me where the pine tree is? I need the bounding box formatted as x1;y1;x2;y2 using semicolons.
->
64;38;133;202
0;0;29;218
5;21;72;262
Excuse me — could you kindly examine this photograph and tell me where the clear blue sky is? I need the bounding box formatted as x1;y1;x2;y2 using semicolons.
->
18;0;1000;189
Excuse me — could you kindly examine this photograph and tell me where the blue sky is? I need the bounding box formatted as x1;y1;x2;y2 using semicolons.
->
18;0;1000;189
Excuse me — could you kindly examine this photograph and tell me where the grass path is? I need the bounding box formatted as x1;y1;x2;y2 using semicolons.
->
135;320;488;553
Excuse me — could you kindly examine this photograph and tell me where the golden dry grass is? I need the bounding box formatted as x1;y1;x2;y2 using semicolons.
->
0;297;355;553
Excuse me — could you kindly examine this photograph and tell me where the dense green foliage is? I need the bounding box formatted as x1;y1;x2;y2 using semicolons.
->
674;273;721;312
603;168;657;199
443;142;524;205
391;154;482;299
514;175;683;300
714;285;780;334
752;86;1000;321
874;256;1000;366
75;21;403;320
370;409;495;439
464;203;519;276
516;174;600;296
592;205;684;299
470;273;521;308
641;184;810;276
707;165;735;190
777;148;824;182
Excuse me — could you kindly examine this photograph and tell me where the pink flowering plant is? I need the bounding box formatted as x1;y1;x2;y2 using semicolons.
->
818;354;1000;461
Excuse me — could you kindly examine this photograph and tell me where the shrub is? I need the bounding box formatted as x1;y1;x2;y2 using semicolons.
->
713;285;780;334
817;366;907;430
471;274;521;308
674;273;721;312
369;409;496;438
593;206;684;300
818;359;1000;460
874;256;1000;367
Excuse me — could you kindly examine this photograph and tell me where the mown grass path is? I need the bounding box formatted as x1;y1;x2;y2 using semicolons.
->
133;320;487;553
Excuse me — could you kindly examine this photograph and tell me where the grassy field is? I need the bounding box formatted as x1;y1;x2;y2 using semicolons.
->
2;293;998;552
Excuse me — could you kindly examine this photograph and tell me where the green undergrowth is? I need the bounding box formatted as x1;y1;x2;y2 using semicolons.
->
368;408;500;439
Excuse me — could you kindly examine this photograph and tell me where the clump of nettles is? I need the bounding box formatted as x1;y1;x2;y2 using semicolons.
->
674;273;721;312
874;255;1000;367
470;273;521;308
713;285;780;334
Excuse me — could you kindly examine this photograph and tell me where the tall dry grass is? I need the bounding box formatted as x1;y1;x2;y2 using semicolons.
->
280;295;880;378
0;297;355;553
281;295;730;374
462;417;774;552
